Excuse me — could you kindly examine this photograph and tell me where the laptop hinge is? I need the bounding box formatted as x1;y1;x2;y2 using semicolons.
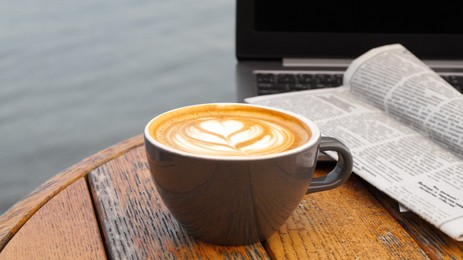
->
284;58;463;72
283;58;352;68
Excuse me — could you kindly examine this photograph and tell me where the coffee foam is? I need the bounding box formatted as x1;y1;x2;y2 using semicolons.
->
148;104;311;157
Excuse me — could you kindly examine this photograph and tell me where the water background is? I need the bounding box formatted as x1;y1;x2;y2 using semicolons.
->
0;0;235;214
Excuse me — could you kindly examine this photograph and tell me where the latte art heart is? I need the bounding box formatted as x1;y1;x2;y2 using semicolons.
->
149;104;311;157
167;118;295;156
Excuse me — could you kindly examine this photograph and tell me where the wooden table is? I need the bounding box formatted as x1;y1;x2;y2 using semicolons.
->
0;135;462;259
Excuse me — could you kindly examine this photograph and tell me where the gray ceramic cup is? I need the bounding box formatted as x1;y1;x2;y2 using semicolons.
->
144;103;353;245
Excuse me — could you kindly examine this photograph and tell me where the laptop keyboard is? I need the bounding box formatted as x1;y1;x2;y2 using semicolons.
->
256;72;343;95
255;72;463;95
441;75;463;93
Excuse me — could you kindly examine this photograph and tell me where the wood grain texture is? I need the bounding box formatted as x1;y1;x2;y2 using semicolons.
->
265;174;430;259
363;180;463;259
0;178;106;259
87;146;269;259
0;134;144;251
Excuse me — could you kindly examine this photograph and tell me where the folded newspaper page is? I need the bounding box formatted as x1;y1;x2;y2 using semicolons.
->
246;44;463;241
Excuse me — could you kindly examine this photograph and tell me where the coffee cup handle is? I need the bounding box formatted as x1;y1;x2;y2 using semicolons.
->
306;136;353;194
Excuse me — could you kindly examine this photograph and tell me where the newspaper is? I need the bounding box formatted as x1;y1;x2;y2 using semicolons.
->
246;44;463;241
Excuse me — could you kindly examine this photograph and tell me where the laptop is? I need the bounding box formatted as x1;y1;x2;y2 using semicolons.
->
235;0;463;101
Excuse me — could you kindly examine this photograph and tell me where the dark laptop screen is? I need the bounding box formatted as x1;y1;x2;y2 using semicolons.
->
255;1;462;34
236;0;463;60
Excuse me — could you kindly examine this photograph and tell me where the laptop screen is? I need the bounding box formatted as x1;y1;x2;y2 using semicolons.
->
236;0;463;60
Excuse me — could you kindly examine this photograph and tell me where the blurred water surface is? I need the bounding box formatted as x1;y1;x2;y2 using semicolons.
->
0;0;235;213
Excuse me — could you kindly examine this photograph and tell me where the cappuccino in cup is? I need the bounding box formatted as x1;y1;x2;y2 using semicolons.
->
146;104;311;157
144;103;353;245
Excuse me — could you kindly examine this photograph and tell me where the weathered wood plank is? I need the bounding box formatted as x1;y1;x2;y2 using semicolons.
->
0;178;106;259
265;174;430;259
0;134;144;251
87;146;269;259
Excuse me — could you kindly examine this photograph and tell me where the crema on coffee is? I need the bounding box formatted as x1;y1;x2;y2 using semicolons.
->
148;104;311;156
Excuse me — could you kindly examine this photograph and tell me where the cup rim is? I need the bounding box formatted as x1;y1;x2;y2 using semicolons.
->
144;103;321;161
